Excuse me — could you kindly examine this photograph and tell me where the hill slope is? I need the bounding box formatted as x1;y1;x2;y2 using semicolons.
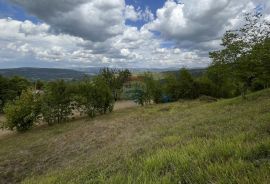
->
162;68;207;77
0;68;88;81
0;90;270;183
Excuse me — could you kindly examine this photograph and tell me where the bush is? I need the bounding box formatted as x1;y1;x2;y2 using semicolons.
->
92;77;114;114
164;69;199;101
41;80;73;125
127;83;147;106
76;77;114;118
3;89;40;132
0;75;30;112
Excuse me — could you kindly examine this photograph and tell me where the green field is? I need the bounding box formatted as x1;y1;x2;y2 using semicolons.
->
0;90;270;183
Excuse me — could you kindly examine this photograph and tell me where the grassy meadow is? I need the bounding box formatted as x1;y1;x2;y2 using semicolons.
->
0;90;270;183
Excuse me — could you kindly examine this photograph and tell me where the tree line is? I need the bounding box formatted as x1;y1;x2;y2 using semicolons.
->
1;69;131;132
128;13;270;105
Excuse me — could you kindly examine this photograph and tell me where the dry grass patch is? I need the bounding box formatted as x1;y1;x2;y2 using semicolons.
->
0;90;270;183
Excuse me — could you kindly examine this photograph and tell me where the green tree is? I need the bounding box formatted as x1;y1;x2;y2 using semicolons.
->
100;68;118;100
92;76;114;114
3;89;41;132
76;76;114;118
206;65;236;98
35;80;45;90
115;69;132;100
0;76;30;112
0;75;9;112
178;69;199;99
164;69;199;100
196;76;217;97
209;13;270;97
100;68;131;101
41;80;73;125
143;72;163;104
128;83;147;106
164;74;179;101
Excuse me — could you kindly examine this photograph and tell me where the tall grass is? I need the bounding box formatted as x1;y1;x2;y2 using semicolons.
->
1;90;269;184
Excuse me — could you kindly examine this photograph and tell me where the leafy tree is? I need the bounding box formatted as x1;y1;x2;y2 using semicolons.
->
100;68;118;100
92;76;114;114
142;72;163;104
164;74;179;101
118;69;132;86
206;65;236;98
0;75;9;112
178;69;199;99
0;75;30;112
35;80;45;90
164;69;199;100
3;89;41;132
75;81;96;117
115;69;132;100
209;13;270;97
100;68;131;101
127;73;163;106
196;76;217;97
128;83;147;106
76;76;114;118
41;80;73;125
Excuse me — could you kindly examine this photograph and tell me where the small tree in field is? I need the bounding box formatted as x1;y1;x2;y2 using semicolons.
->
127;83;147;106
0;75;30;112
100;68;131;101
3;89;40;132
142;73;163;104
76;81;96;118
178;69;199;99
41;80;72;125
91;76;114;115
76;77;114;118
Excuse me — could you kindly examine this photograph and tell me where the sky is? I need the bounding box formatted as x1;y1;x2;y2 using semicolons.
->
0;0;269;69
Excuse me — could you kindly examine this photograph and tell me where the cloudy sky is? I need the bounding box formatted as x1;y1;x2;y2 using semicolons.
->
0;0;269;69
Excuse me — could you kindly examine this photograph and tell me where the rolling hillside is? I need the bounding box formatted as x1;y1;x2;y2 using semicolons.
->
0;90;270;183
0;67;206;81
0;68;88;81
163;68;207;78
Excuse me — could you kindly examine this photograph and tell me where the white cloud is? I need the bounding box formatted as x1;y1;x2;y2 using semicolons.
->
9;0;126;41
125;5;155;22
2;0;270;69
125;5;139;21
0;18;207;68
146;0;257;50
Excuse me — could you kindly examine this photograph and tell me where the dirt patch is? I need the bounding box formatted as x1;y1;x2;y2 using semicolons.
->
113;100;138;111
0;129;14;139
0;115;14;139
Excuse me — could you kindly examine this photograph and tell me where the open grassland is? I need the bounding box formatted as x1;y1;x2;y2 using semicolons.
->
0;90;270;183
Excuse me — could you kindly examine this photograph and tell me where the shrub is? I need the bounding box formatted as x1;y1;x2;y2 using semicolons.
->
0;75;30;112
3;89;40;132
128;84;147;106
41;80;73;125
76;77;114;118
92;77;114;114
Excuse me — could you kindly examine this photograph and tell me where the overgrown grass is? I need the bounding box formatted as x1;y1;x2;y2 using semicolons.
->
1;90;270;183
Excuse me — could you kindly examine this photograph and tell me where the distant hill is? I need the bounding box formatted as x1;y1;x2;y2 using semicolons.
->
0;68;88;81
163;68;207;77
74;67;180;74
0;67;207;81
